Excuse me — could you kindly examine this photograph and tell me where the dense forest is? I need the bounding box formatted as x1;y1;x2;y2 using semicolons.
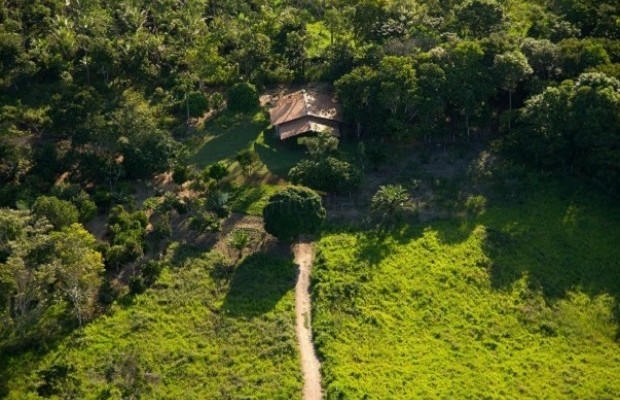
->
0;0;619;398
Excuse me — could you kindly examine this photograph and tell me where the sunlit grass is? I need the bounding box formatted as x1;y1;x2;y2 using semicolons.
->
2;250;302;399
313;185;620;399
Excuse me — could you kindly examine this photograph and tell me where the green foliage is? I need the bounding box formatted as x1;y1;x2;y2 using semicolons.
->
298;131;339;159
227;82;259;113
32;195;79;230
106;206;147;268
186;90;209;118
314;185;620;399
206;162;228;183
516;72;620;192
289;157;363;194
235;148;259;178
456;0;506;38
370;185;410;221
1;251;302;399
263;186;326;242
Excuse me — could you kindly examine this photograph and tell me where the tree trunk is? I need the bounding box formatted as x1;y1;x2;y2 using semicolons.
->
508;90;512;131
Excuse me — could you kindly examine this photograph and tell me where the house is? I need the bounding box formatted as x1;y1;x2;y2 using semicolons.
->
269;89;343;140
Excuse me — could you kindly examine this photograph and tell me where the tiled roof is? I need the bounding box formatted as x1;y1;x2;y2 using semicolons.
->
269;90;343;126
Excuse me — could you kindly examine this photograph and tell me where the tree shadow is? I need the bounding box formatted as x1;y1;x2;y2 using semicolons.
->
220;253;296;318
254;132;306;178
190;112;268;167
480;185;620;306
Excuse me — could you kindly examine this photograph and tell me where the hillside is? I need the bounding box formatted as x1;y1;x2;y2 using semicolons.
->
314;183;620;398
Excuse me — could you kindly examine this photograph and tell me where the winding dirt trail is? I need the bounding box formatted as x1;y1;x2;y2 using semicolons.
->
293;240;322;400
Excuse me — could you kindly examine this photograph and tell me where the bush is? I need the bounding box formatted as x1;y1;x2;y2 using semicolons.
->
185;90;209;118
128;275;146;295
371;185;410;221
205;162;228;184
289;156;363;193
207;191;231;218
172;165;190;184
235;149;259;178
464;194;488;216
140;260;164;285
227;82;259;113
263;186;326;242
32;196;79;229
188;212;221;233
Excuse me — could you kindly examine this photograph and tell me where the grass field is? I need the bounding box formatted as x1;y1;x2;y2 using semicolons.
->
1;249;302;400
312;183;620;399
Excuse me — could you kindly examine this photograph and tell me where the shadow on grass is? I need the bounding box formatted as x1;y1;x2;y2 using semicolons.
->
220;252;296;318
254;132;306;178
190;111;268;167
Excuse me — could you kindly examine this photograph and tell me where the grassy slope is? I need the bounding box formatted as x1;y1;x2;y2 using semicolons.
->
189;111;304;214
2;250;302;400
313;184;620;399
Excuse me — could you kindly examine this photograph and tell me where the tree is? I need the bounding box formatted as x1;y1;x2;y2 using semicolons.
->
414;62;447;142
371;185;409;222
520;38;560;80
456;0;505;38
335;66;381;138
289;157;363;194
32;196;79;230
377;56;418;138
235;148;259;178
50;224;104;326
263;187;326;242
493;51;533;130
516;72;620;192
445;41;493;140
298;130;339;160
227;82;259;113
207;162;229;184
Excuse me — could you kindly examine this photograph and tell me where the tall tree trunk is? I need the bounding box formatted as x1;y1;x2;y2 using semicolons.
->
508;90;512;131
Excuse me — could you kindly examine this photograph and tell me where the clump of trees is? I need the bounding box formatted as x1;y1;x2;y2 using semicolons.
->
0;209;104;348
263;187;326;242
514;72;620;193
289;131;363;193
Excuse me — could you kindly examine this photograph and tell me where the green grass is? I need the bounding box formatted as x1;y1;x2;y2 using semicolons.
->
230;184;286;216
1;250;302;399
189;111;305;184
313;184;620;399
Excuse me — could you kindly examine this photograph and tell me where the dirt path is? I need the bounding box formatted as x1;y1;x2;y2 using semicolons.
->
293;240;322;400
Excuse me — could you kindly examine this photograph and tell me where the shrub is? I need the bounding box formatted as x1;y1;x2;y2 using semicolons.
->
32;196;79;229
263;187;326;242
464;194;488;216
128;275;146;295
185;90;209;118
235;149;259;178
188;212;221;233
371;185;410;221
206;162;228;183
289;156;363;193
172;165;190;184
227;82;259;113
207;191;231;218
140;260;164;285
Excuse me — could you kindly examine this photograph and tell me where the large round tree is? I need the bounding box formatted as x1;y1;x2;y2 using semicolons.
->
263;187;326;242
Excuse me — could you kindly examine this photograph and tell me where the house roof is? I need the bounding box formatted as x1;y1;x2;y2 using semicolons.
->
269;90;343;127
278;117;341;140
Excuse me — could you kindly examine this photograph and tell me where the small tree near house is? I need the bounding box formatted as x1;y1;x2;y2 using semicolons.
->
263;187;326;242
